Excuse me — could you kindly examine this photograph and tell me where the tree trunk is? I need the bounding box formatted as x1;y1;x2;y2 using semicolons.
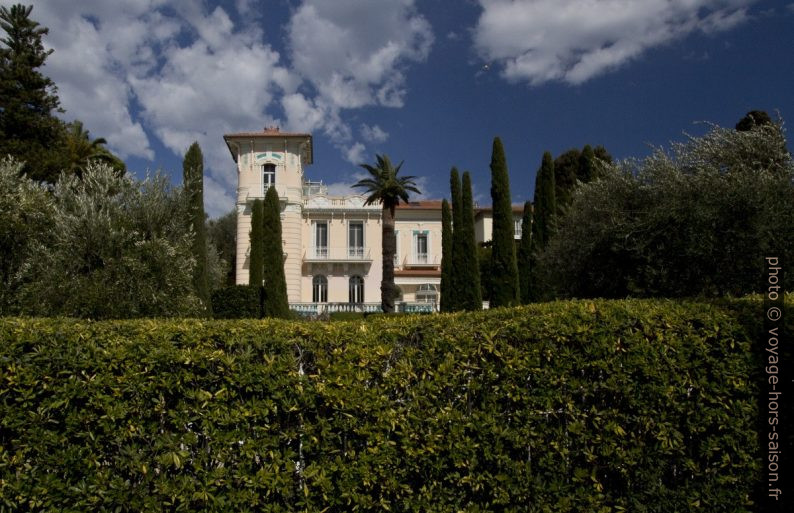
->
381;204;397;313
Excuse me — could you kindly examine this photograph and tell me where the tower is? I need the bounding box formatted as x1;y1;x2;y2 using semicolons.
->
223;127;312;303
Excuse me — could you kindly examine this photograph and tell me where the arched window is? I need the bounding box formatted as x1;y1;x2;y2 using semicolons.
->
416;283;438;303
312;275;327;303
262;163;276;194
349;275;364;304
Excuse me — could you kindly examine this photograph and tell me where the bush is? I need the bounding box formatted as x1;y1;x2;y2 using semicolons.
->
328;311;365;321
210;285;262;319
540;122;794;299
0;299;765;511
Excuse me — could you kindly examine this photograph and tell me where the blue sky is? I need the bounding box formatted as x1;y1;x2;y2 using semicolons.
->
15;0;794;216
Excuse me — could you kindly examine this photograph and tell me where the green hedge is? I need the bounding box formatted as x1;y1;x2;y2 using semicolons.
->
0;299;765;511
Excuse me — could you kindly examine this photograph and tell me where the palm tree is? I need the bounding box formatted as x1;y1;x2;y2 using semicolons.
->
354;154;421;313
63;120;125;177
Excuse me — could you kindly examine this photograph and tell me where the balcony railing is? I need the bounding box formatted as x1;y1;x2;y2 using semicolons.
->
241;185;302;202
304;246;372;262
290;301;438;317
402;254;440;267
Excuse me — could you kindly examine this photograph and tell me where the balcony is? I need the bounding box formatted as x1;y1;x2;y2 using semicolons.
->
303;246;372;262
241;185;302;203
401;254;440;269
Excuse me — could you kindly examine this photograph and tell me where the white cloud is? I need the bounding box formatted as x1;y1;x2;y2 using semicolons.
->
288;0;432;111
360;124;389;144
473;0;757;86
344;142;367;165
15;0;434;216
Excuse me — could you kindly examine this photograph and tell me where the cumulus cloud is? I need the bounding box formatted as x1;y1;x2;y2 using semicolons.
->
19;0;434;216
288;0;432;111
473;0;757;86
286;0;433;161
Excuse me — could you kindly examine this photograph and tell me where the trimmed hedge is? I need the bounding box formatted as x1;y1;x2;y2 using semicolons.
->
0;299;769;511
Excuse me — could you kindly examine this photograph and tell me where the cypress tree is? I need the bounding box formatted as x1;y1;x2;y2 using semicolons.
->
439;199;453;312
517;201;533;303
449;167;463;311
488;137;519;307
182;141;211;315
262;186;290;318
459;171;481;310
533;151;556;248
248;199;264;288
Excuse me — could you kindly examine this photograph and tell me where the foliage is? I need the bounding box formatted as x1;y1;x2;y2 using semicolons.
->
488;137;519;307
448;167;463;311
183;142;211;315
553;148;581;210
539;122;794;298
12;162;201;318
62;120;125;177
354;154;421;313
554;145;613;212
458;171;482;310
532;151;556;249
517;201;533;304
439;198;453;312
262;186;289;318
207;208;237;287
0;3;63;182
248;199;264;287
736;110;773;132
210;285;262;319
0;156;53;314
478;244;492;301
0;298;763;511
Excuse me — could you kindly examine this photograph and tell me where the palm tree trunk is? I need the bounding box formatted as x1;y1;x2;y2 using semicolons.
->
381;204;397;313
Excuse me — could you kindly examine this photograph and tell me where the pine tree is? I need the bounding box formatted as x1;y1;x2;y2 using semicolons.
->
533;151;556;248
459;171;481;310
488;137;519;307
248;199;264;288
449;167;463;311
262;186;289;318
182;142;211;315
0;4;63;182
517;201;533;303
439;198;453;312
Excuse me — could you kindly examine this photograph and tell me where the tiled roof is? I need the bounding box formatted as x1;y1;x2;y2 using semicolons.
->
475;204;526;215
223;128;311;138
396;200;444;210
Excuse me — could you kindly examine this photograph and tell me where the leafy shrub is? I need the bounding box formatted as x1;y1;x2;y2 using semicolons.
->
540;122;794;299
0;299;764;511
210;285;262;319
6;161;201;318
328;311;365;321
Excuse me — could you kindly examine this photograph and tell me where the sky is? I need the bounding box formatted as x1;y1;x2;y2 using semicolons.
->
12;0;794;217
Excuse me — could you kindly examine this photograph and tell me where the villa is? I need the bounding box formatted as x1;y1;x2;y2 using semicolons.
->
223;127;522;314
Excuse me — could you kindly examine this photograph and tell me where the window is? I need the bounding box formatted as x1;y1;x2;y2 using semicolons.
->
414;231;428;264
514;216;522;239
416;283;438;303
349;275;364;303
312;275;328;303
262;163;276;195
348;221;364;258
313;221;328;258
